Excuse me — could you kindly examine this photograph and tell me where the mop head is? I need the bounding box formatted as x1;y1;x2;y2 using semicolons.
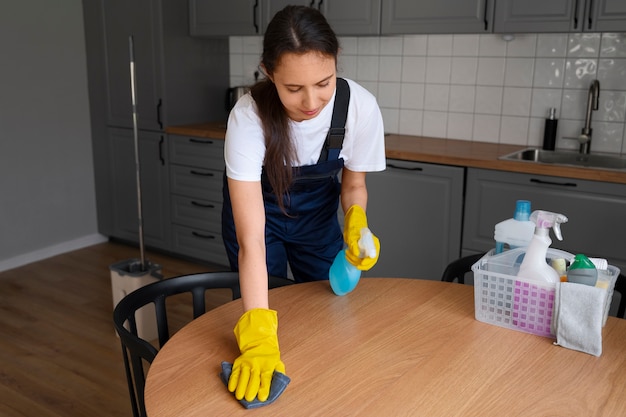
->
219;361;290;409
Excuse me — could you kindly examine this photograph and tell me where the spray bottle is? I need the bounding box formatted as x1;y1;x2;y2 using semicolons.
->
329;228;377;296
494;200;535;254
517;210;568;284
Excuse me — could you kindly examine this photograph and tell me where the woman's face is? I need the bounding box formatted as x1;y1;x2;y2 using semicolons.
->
269;51;336;122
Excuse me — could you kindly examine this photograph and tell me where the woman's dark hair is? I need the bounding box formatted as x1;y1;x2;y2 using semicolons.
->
251;5;339;212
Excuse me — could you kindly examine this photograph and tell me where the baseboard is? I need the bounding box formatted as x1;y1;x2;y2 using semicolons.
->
0;234;109;273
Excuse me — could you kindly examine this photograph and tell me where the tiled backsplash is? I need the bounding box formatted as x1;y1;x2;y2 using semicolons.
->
229;33;626;154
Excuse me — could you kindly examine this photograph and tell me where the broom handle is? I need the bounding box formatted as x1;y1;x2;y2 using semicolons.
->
129;35;146;269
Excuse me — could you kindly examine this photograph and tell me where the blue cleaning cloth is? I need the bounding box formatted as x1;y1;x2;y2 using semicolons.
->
219;361;291;409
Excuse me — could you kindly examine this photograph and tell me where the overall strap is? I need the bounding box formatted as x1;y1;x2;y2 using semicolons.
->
318;78;350;163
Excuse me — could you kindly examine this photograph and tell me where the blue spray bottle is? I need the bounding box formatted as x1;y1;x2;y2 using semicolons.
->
329;228;377;296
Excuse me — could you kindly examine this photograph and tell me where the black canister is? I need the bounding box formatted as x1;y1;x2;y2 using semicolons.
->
542;108;558;151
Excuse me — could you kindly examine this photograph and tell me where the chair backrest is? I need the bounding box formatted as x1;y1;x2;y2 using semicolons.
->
112;271;293;417
441;253;486;284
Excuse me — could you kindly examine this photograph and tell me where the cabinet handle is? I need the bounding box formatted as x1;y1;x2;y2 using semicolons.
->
483;0;489;31
190;170;214;177
156;98;163;130
317;0;323;10
158;136;165;165
387;163;423;172
573;0;580;29
189;138;213;145
191;201;215;209
192;231;216;239
586;0;594;30
309;0;315;6
530;178;577;187
253;0;259;33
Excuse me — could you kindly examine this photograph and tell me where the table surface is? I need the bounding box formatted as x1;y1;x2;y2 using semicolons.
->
145;278;626;417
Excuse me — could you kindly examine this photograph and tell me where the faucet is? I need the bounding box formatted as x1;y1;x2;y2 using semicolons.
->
579;79;600;154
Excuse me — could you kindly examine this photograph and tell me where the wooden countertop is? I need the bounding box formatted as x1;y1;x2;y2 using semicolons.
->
166;123;626;185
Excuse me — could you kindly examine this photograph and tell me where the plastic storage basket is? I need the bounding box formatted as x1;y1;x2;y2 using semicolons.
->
472;248;619;338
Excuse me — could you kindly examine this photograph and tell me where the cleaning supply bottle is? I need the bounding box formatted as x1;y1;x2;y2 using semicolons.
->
329;228;377;296
494;200;535;254
567;254;598;286
517;210;568;284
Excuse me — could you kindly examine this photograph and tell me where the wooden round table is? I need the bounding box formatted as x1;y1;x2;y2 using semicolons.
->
145;278;626;416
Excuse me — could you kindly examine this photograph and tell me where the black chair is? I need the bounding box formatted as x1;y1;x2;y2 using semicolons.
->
614;273;625;319
441;253;486;284
113;271;293;417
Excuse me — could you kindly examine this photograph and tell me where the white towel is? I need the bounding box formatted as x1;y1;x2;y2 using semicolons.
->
552;282;605;357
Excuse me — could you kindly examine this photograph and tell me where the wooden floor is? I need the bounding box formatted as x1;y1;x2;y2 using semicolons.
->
0;241;230;417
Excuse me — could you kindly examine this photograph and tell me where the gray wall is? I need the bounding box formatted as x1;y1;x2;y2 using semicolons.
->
0;1;102;272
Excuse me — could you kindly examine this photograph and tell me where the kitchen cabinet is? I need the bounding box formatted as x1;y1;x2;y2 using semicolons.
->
494;0;626;33
83;0;229;249
106;128;170;250
463;168;626;274
190;0;381;36
365;159;464;281
168;135;229;266
381;0;495;34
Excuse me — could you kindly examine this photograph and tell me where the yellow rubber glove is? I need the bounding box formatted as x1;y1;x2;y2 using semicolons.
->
228;308;285;402
343;205;381;271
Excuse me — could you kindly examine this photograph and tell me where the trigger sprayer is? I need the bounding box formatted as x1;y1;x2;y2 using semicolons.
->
329;228;377;296
517;210;568;283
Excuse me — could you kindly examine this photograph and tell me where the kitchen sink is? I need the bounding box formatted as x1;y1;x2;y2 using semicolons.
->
499;148;626;171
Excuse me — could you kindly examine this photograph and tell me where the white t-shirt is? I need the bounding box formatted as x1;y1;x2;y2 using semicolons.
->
225;78;386;181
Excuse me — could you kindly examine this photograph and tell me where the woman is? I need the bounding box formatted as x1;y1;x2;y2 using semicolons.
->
222;5;385;404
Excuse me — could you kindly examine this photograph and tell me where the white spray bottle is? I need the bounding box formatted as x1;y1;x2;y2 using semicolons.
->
329;228;377;296
517;210;568;284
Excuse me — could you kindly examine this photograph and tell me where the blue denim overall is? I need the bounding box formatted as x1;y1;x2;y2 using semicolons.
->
222;78;350;283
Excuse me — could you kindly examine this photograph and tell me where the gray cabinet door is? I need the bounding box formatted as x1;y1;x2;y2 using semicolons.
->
102;0;163;130
381;0;494;34
190;0;262;36
108;128;170;250
463;168;626;273
365;160;464;281
494;0;626;33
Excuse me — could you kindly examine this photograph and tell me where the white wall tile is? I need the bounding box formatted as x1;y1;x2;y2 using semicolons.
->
424;84;450;111
381;108;399;134
561;89;586;120
358;37;380;55
229;37;244;54
380;36;404;56
398;109;423;135
597;58;626;91
423;111;448;137
338;55;358;79
401;56;426;83
379;56;402;82
530;88;563;118
426;57;452;83
453;35;479;57
589;122;624;153
506;34;537;57
601;33;626;58
427;35;453;56
451;57;478;85
567;33;601;58
556;119;584;150
536;34;568;57
475;86;503;115
502;87;531;116
477;57;505;85
447;112;474;140
528;117;544;147
229;54;244;77
242;54;260;84
403;35;427;56
479;35;507;57
400;83;425;110
473;114;501;142
242;36;262;54
597;91;626;123
533;58;566;88
564;58;598;89
500;116;529;145
357;56;379;81
449;85;475;113
504;58;535;87
339;37;358;55
377;82;401;108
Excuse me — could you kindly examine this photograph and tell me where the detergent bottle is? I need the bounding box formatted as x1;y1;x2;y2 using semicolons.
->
517;210;568;284
494;200;535;254
329;228;377;296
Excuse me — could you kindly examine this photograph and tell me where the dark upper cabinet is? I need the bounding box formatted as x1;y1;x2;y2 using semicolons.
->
190;0;381;37
381;0;495;34
494;0;626;33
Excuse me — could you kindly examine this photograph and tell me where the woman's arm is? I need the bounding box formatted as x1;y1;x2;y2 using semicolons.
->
227;177;269;311
340;168;368;214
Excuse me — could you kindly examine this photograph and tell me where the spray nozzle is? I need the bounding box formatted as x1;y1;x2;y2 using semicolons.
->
529;210;568;241
358;228;377;259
